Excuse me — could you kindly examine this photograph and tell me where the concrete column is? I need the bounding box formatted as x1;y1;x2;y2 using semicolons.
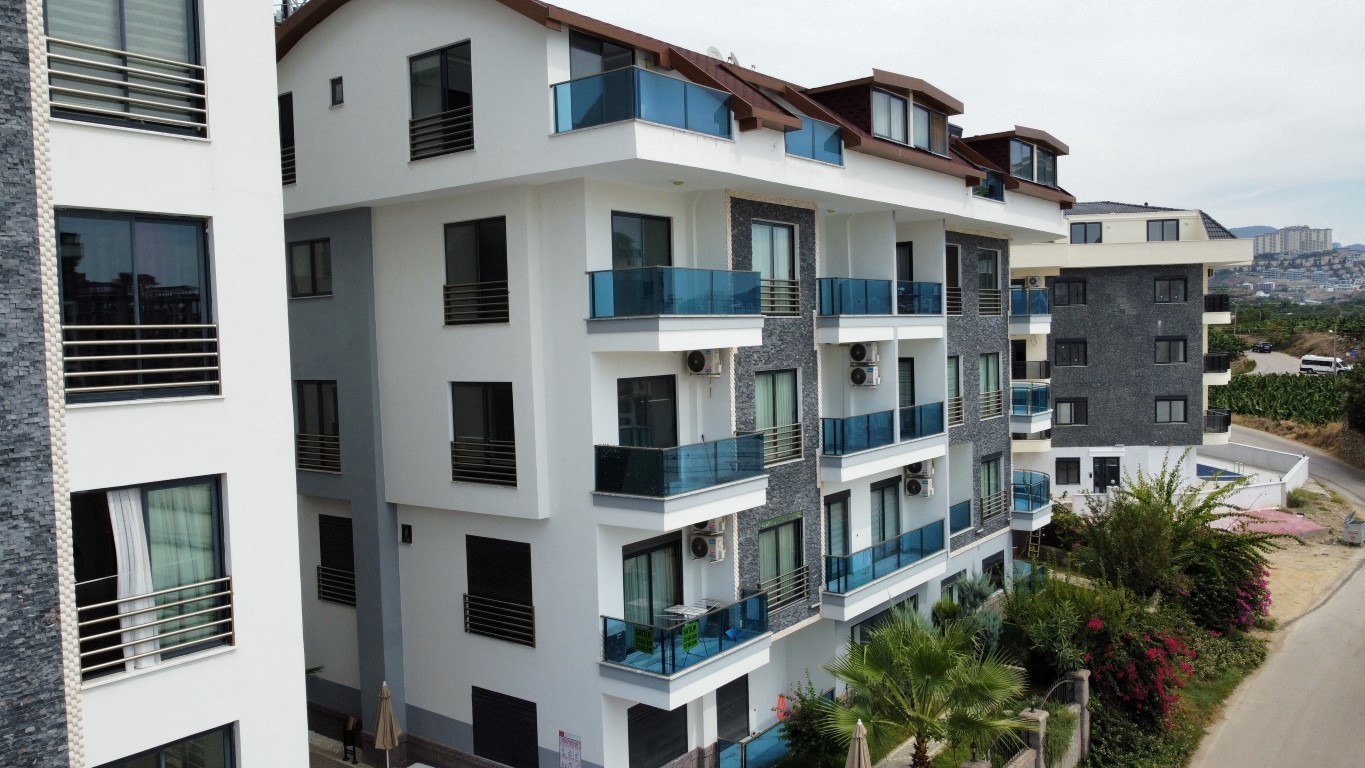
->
1019;709;1048;768
1070;669;1091;756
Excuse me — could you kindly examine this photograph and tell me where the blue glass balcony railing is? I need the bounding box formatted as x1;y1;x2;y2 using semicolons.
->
601;592;768;676
825;520;945;594
949;500;972;533
553;66;732;138
821;410;894;456
1010;287;1050;317
897;281;943;315
719;717;793;768
1013;470;1051;512
899;402;945;440
587;267;761;318
594;434;764;497
1011;382;1051;416
785;116;842;165
817;278;892;315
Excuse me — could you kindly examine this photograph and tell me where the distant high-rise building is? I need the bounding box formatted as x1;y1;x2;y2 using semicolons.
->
1253;226;1333;256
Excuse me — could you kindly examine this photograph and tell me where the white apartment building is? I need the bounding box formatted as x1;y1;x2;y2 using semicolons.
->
1252;225;1333;257
0;0;308;766
275;2;1072;767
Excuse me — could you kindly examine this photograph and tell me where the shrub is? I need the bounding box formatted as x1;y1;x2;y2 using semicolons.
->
780;676;842;768
1084;613;1195;729
1286;487;1317;508
1043;704;1079;768
1208;329;1249;360
932;597;959;626
1082;703;1183;768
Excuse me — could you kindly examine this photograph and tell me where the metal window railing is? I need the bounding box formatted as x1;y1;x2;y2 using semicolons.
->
296;433;341;473
47;37;207;136
978;288;1003;316
281;146;296;185
464;593;535;647
1205;408;1232;434
410;105;474;161
821;411;894;456
451;437;517;486
1010;382;1051;416
824;520;945;594
76;575;233;678
746;423;802;465
946;396;965;427
949;500;972;533
1013;470;1051;513
62;324;220;402
1011;360;1052;380
1204;352;1231;373
980;389;1004;419
317;565;356;606
1204;293;1231;313
594;434;765;497
444;280;510;325
757;564;809;615
980;489;1009;521
899;401;945;441
945;287;963;316
601;593;768;676
761;279;800;316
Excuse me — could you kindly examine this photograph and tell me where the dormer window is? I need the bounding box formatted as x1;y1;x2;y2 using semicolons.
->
569;31;634;79
1010;139;1057;186
912;104;948;156
871;89;908;144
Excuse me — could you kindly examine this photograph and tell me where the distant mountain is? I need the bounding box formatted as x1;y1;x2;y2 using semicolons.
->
1230;225;1277;238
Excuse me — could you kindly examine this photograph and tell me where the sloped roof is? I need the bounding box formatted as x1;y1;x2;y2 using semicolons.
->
1067;201;1239;240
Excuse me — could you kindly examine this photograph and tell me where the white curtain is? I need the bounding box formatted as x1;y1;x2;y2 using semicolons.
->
773;371;796;427
146;483;216;646
755;373;775;430
107;489;159;670
827;500;848;557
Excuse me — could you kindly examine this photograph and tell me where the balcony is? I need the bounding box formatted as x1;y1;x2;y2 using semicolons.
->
62;324;220;403
1010;429;1053;453
593;434;768;530
1011;360;1052;381
1008;287;1051;336
819;403;946;484
48;37;207;137
553;66;732;139
785;116;842;165
1203;293;1233;325
409;106;474;161
586;267;763;351
600;593;771;710
451;437;517;487
1204;408;1232;446
1204;352;1232;385
77;576;233;680
821;521;947;621
949;500;972;534
720;718;792;768
814;278;944;344
1010;382;1052;434
1011;470;1053;531
296;433;341;473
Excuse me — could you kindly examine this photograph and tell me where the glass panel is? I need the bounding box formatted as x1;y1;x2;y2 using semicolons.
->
947;357;960;398
755;372;775;430
297;382;319;433
759;527;777;585
814;119;842;164
827;498;848;556
58;213;135;325
912;105;929;150
651;547;678;619
569;31;604;79
134;218;204;325
898;359;914;408
752;223;773;279
289;244;311;296
475;219;508;283
977;252;998;290
773;370;797;425
1036;149;1056;186
145;481;217;642
1010;140;1034;180
638;70;687;128
871;90;889;138
685;82;731;137
979;354;999;393
445;43;473;110
410;52;443;119
313;241;332;295
593;434;764;496
617;376;677;448
47;0;121;48
929;111;948;155
123;0;191;62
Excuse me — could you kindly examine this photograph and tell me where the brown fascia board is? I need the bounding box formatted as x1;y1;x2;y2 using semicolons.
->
276;0;351;60
966;126;1070;156
1011;180;1076;209
668;49;800;132
806;70;964;116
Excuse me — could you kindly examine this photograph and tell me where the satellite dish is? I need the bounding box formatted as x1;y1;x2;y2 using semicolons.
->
706;46;723;59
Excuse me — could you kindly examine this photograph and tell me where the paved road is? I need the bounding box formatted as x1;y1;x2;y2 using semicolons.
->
1245;350;1299;375
1188;553;1365;768
1229;424;1365;506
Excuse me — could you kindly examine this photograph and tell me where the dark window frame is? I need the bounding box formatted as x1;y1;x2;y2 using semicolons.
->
1052;279;1086;306
279;92;296;183
1155;336;1188;364
911;102;949;156
1147;219;1180;242
466;535;535;646
1056;458;1081;485
616;374;678;448
870;88;908;144
472;687;539;768
288;238;333;298
824;490;851;557
1054;398;1088;426
568;30;635;79
870;476;901;544
1055;339;1088;367
444;217;509;325
92;724;234;768
330;76;344;106
1155;396;1188;424
1154;277;1188;303
1069;222;1102;244
611;211;672;269
295;379;339;436
450;381;517;486
1009;139;1058;186
318;514;355;606
622;533;683;626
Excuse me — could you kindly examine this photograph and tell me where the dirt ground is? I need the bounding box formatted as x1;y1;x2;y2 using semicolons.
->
1261;479;1364;625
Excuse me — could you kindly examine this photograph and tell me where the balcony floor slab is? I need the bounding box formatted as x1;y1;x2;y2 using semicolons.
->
598;631;772;710
819;434;947;485
1008;316;1052;337
1011;437;1052;454
1204;371;1232;386
593;475;768;531
586;316;764;352
1009;411;1053;435
821;551;948;622
815;315;945;345
1011;503;1053;532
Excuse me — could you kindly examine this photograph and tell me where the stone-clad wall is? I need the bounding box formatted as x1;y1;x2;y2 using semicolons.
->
0;0;71;762
730;197;822;632
945;232;1012;549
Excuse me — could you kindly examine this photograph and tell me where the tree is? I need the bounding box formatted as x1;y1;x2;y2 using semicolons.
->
819;610;1030;768
1207;328;1249;360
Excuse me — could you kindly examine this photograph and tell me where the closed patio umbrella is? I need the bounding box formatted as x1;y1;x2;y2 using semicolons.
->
375;681;401;768
846;720;872;768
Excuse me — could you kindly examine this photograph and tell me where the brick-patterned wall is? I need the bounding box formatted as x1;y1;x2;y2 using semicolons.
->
808;84;871;135
1341;428;1365;470
965;137;1011;175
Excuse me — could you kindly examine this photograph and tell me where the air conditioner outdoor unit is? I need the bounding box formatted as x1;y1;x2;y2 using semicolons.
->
692;518;727;534
1026;276;1044;288
905;459;934;479
685;349;722;376
690;534;725;562
850;365;880;387
905;477;935;498
849;342;880;365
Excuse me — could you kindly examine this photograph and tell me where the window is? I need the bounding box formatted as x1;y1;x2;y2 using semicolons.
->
1037;148;1057;186
1147;219;1179;242
612;212;671;269
280;93;296;184
466;535;534;646
755;369;800;463
623;535;681;626
1009;139;1033;180
1054;398;1088;426
973;170;1006;201
912;104;948;155
318;514;355;606
451;382;516;486
759;518;803;611
330;76;344;106
628;704;687;768
896;242;913;282
71;478;228;679
898;358;915;408
444;218;509;325
979;353;1002;418
46;0;205;135
1155;337;1187;364
295;380;340;472
850;595;916;645
1009;139;1057;186
1056;458;1081;485
617;375;677;448
753;221;797;314
947;356;963;425
409;41;473;159
288;239;332;297
871;478;901;544
1055;340;1087;367
717;676;750;743
1069;222;1101;244
980;457;1003;518
1155;397;1187;424
983;552;1006;590
568;30;635;79
57;210;216;402
1052;279;1086;306
977;250;999;290
871;89;908;143
94;725;234;768
472;688;538;768
1154;277;1187;303
825;491;850;557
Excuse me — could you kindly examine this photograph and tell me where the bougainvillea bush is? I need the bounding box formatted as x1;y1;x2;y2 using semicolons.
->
1084;614;1195;729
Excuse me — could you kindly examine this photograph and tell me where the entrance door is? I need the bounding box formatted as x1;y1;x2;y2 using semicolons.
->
1093;457;1120;492
622;537;682;626
617;376;677;448
895;242;913;282
946;245;960;289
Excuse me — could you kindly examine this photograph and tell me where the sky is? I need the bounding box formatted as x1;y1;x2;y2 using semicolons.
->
560;0;1365;243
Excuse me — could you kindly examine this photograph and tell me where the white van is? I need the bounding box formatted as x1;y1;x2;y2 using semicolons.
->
1299;355;1354;374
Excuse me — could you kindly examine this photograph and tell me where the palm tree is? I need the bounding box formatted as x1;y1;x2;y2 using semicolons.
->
819;609;1031;768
